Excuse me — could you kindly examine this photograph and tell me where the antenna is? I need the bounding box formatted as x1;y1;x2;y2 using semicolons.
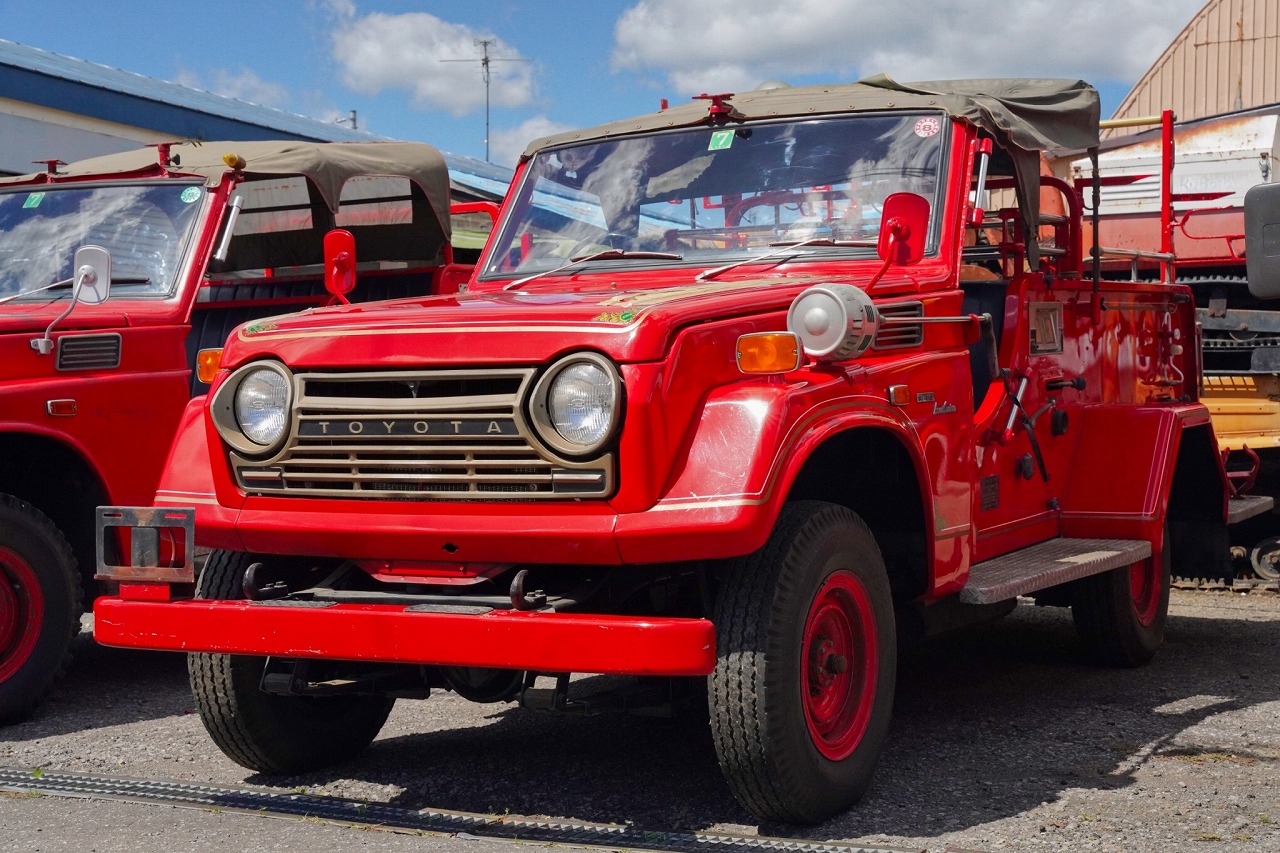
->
441;39;529;162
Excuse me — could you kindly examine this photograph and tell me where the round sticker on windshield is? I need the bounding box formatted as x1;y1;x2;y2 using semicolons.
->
180;187;201;203
914;117;942;138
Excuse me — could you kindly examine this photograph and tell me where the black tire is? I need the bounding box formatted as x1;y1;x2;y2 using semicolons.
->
188;550;394;773
0;494;80;725
709;501;896;824
1072;537;1170;667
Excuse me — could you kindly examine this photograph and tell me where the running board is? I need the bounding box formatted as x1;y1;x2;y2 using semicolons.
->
1227;494;1274;525
960;538;1152;605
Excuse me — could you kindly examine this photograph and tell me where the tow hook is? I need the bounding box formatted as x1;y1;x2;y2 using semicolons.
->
242;562;289;601
509;568;548;611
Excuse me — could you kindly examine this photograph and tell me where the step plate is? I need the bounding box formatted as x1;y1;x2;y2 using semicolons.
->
961;538;1152;605
1227;494;1274;525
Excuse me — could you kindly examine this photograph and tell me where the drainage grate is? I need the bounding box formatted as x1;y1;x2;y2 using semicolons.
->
0;766;914;853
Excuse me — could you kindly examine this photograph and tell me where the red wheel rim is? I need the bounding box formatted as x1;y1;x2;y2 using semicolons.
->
1129;555;1161;628
0;546;43;682
801;570;878;761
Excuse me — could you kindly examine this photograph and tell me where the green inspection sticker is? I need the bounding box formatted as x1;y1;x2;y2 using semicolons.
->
23;192;44;209
708;129;735;151
180;186;201;203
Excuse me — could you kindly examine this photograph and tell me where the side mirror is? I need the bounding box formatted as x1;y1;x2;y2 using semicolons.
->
323;228;357;303
73;245;112;305
877;192;930;266
1246;182;1280;300
30;245;112;354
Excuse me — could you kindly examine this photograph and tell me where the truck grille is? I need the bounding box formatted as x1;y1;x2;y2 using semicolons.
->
232;368;613;501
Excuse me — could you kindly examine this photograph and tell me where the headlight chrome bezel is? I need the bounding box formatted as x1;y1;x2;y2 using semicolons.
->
210;361;294;456
529;352;622;458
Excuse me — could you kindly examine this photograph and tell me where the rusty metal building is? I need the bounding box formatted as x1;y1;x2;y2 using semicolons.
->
1112;0;1280;125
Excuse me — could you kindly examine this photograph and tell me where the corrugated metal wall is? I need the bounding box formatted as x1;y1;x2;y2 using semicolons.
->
1110;0;1280;133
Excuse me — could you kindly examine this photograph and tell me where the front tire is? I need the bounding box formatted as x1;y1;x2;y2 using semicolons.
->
188;550;394;773
1072;537;1170;667
0;495;79;725
709;501;896;824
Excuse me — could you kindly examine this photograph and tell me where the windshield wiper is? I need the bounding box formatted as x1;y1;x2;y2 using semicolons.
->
0;272;151;306
503;249;682;291
696;237;867;282
0;274;151;307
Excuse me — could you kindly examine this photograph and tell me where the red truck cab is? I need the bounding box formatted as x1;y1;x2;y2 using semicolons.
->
94;80;1239;823
0;139;478;723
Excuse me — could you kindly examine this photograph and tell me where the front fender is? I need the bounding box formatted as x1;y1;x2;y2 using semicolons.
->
152;396;246;551
614;378;926;563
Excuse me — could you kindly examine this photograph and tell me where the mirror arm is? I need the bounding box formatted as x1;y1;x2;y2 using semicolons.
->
865;222;903;289
30;265;93;355
328;251;352;305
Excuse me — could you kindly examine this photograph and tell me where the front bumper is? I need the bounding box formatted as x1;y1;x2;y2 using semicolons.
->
93;596;716;677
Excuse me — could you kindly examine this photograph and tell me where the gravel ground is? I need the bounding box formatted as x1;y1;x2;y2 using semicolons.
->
2;589;1278;852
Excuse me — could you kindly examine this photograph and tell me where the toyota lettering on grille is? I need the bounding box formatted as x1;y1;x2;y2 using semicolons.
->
298;418;519;437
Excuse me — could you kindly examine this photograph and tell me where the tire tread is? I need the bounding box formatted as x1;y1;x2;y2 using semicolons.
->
0;494;80;725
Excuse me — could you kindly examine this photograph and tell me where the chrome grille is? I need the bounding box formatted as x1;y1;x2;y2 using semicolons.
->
232;368;613;500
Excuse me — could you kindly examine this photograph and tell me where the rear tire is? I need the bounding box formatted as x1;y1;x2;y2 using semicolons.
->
709;501;896;824
0;495;79;725
188;550;394;773
1072;536;1170;667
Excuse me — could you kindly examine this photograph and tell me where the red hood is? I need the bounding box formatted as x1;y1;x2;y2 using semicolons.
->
0;302;137;335
220;273;856;368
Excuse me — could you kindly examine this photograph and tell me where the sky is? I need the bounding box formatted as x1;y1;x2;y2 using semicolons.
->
0;0;1209;168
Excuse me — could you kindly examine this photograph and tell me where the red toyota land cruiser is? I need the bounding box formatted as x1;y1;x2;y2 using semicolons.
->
94;79;1237;823
0;139;480;723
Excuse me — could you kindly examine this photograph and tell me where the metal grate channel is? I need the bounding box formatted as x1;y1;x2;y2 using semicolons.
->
56;333;122;371
873;302;924;350
0;767;912;853
232;368;613;501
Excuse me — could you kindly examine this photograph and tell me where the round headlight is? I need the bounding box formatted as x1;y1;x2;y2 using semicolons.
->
531;354;621;455
234;367;290;446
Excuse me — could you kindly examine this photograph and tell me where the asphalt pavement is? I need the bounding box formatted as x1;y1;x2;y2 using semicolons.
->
2;590;1278;853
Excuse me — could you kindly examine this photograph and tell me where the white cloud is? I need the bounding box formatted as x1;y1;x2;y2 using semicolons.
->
329;11;533;116
613;0;1205;96
490;117;576;168
173;68;289;108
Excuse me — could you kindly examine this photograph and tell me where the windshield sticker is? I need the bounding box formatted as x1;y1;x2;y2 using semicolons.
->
22;192;44;209
708;129;735;151
914;117;942;138
180;187;201;204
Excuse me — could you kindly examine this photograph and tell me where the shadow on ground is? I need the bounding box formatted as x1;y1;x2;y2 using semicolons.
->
234;600;1280;838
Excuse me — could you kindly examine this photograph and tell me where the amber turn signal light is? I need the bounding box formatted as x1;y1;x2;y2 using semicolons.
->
196;348;224;384
737;332;802;374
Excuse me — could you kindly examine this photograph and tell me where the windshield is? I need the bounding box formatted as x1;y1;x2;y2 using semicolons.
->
0;181;204;300
483;112;946;279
